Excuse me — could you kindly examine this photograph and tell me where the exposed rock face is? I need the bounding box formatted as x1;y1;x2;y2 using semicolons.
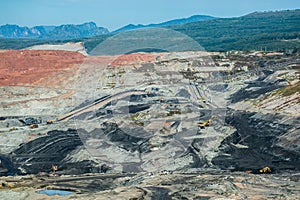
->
0;24;43;38
213;111;300;172
0;171;299;199
0;49;299;199
0;22;108;39
1;50;299;173
11;129;83;174
0;50;84;86
0;50;86;115
47;22;108;39
229;75;285;103
110;53;157;66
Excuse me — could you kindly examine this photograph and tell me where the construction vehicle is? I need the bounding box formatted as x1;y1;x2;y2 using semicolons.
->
167;108;181;116
198;96;206;103
29;124;38;129
0;182;14;189
161;170;173;175
259;166;271;173
197;119;212;129
46;120;55;124
134;121;144;126
197;116;215;129
9;127;18;131
7;183;14;188
106;82;116;88
190;81;199;86
52;164;58;173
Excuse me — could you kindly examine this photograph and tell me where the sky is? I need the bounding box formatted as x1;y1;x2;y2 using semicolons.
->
0;0;299;31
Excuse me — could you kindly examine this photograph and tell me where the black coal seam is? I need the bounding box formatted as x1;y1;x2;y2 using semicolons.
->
213;111;299;171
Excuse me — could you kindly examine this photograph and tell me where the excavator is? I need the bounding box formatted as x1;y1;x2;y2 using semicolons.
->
259;166;271;173
247;166;272;174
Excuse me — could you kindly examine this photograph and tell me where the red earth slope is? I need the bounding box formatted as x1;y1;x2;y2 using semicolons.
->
0;50;85;86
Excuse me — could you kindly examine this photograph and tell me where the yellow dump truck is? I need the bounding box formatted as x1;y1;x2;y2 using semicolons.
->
9;127;18;131
197;115;215;129
197;119;212;129
29;124;39;129
198;96;206;103
46;120;55;124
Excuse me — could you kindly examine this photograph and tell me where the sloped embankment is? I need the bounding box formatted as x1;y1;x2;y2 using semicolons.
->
0;50;84;86
213;111;300;172
11;129;83;174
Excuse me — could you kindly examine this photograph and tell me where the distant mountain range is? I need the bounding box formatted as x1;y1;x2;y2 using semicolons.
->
0;15;215;40
0;22;108;39
0;10;299;52
113;15;216;33
171;9;300;52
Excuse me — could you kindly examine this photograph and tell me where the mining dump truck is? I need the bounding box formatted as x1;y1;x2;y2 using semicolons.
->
46;120;55;124
198;116;215;129
29;124;38;129
198;96;206;103
9;127;18;131
197;119;212;129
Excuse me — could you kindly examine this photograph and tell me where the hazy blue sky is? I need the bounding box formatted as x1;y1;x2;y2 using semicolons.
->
0;0;299;31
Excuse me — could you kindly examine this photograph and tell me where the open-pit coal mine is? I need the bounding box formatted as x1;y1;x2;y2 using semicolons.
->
0;49;299;199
